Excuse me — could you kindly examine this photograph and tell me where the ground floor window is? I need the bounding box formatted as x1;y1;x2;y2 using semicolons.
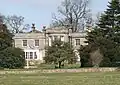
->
34;52;37;59
25;52;38;59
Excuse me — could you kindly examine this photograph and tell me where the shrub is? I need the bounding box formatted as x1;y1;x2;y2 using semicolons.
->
0;47;25;69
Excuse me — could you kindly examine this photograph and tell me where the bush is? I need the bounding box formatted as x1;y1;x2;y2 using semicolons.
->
79;45;93;67
0;47;25;69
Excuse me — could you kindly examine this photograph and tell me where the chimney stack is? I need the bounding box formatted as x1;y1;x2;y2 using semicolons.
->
42;26;46;31
32;23;35;31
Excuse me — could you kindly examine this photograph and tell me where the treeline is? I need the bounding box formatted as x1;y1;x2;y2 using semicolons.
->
79;0;120;67
0;17;25;69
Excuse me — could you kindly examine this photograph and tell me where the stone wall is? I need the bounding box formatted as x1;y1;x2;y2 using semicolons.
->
41;68;117;73
0;68;118;74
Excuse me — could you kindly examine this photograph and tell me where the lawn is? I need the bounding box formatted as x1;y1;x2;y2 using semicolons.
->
0;72;120;85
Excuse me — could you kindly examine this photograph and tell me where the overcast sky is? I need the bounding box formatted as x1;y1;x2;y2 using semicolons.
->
0;0;110;30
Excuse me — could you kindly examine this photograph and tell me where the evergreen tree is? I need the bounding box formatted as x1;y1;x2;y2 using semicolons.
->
0;24;13;51
80;27;120;67
98;0;120;44
98;0;120;45
98;0;120;29
76;0;120;67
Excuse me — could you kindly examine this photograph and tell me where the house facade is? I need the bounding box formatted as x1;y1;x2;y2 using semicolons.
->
13;24;88;63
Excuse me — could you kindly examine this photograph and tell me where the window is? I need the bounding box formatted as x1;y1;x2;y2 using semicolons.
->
54;36;58;41
24;52;38;60
25;52;29;59
30;52;33;59
34;52;37;59
23;40;27;46
49;36;53;41
49;36;52;46
76;39;80;45
35;40;39;46
60;36;64;41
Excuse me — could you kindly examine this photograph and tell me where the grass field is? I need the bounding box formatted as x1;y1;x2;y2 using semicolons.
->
0;72;120;85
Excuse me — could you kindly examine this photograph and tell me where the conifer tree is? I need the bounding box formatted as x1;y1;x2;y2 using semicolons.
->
98;0;120;29
98;0;120;45
79;0;120;67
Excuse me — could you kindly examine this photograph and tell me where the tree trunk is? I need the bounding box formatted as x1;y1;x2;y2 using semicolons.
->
75;19;78;32
58;61;61;68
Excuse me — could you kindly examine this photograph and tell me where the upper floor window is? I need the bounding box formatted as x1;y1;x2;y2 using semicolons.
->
23;40;27;46
35;40;39;46
49;36;53;41
54;36;58;41
76;39;80;45
60;36;64;41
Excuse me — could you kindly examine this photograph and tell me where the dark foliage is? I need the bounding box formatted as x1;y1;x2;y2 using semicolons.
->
0;47;25;69
44;40;76;68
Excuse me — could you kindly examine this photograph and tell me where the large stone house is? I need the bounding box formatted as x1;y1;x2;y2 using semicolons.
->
13;24;88;63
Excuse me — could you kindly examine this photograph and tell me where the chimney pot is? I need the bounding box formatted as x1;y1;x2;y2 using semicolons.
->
42;26;46;31
43;26;46;29
32;23;35;31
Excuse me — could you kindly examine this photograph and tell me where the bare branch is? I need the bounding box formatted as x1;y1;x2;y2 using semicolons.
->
6;15;24;33
51;0;91;32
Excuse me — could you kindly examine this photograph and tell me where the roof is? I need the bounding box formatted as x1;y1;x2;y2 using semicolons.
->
28;29;41;33
46;26;69;34
13;33;44;39
70;32;87;38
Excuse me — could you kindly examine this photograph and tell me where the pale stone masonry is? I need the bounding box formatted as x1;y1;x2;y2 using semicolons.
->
13;24;88;63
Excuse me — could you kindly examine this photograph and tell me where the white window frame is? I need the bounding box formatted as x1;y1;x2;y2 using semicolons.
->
49;36;52;46
24;50;39;60
22;40;27;47
54;36;58;41
35;39;39;47
60;36;64;41
75;39;80;46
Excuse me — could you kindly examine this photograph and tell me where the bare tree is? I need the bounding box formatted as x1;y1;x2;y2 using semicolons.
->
51;0;91;32
0;13;6;24
90;49;103;67
5;15;29;33
0;15;3;25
